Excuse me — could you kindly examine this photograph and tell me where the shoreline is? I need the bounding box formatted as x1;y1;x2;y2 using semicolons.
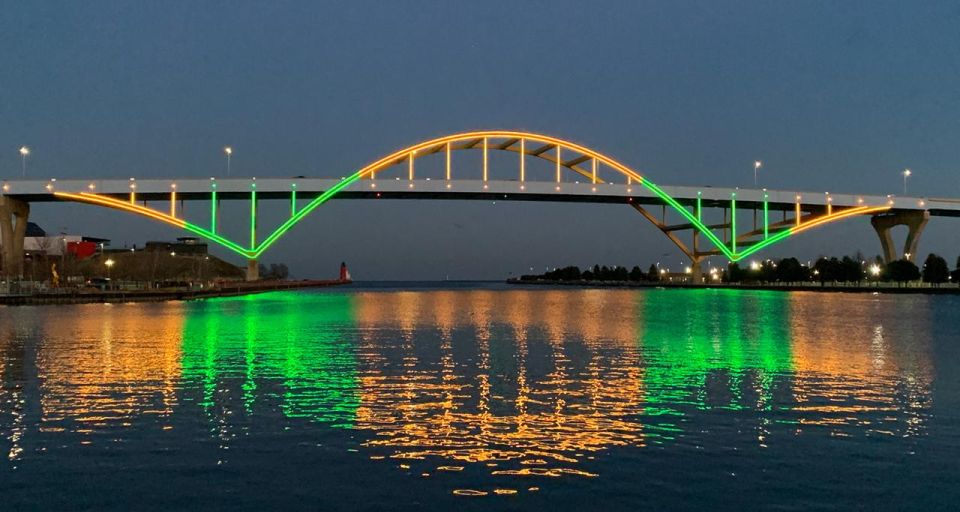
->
0;279;352;306
506;278;960;295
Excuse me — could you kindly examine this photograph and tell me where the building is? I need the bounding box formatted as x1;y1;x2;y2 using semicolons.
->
144;237;208;256
16;222;110;259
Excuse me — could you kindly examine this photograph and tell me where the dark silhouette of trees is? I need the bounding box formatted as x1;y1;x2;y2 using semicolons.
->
629;266;644;281
883;259;920;284
775;257;809;282
647;264;659;281
921;254;949;285
724;262;747;283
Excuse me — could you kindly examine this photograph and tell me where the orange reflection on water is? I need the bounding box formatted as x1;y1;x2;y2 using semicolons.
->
353;289;646;478
37;303;184;431
788;293;932;436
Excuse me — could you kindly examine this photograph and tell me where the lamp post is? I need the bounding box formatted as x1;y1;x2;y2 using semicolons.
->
105;258;115;290
754;160;762;188
224;146;233;176
19;146;29;177
902;169;911;195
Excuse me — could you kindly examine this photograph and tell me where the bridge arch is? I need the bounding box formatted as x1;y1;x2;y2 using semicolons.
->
50;130;890;267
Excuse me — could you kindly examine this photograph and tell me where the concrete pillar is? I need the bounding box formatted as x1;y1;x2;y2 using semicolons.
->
691;258;704;284
0;196;30;278
246;259;259;281
870;211;930;263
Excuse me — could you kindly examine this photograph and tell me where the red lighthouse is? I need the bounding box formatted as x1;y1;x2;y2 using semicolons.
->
339;262;351;282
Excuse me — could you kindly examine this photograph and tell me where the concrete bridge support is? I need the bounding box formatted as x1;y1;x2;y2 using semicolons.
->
690;256;704;284
246;259;259;281
0;196;30;278
871;210;930;264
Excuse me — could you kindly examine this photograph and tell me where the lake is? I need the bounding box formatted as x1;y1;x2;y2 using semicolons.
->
1;284;958;510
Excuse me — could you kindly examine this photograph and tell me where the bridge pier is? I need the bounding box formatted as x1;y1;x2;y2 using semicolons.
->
690;257;704;283
0;196;30;279
246;259;259;281
870;211;929;263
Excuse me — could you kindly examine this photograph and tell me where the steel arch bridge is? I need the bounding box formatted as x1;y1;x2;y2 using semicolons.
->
6;129;948;280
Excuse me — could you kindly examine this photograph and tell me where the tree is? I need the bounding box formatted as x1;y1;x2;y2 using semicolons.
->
629;266;644;281
647;264;659;281
725;262;747;283
921;254;949;285
813;257;841;283
775;257;809;283
883;259;920;284
840;256;863;283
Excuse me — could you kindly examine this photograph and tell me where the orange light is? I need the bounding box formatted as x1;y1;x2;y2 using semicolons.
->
519;138;525;182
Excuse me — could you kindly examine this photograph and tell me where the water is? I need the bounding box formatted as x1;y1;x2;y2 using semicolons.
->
1;285;958;510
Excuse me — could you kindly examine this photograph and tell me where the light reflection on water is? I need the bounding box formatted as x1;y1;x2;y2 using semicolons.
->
0;287;952;509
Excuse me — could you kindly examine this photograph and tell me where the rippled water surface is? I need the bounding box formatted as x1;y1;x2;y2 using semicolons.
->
1;285;958;510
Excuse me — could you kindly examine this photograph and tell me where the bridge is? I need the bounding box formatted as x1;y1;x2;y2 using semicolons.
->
3;130;958;281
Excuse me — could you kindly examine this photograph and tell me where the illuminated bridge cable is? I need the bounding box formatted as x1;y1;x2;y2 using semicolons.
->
51;131;892;263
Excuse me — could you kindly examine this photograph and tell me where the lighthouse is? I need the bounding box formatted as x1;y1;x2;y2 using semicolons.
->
339;262;351;282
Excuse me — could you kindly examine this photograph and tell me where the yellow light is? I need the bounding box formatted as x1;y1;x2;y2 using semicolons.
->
104;258;115;268
224;146;232;155
556;146;561;183
754;160;762;169
445;142;451;180
2;184;9;192
88;183;96;190
869;264;881;276
519;138;525;182
482;138;488;182
903;168;911;177
750;260;761;271
408;152;414;180
19;146;29;156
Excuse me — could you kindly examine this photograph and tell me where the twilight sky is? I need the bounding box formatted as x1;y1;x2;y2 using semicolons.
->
2;1;959;279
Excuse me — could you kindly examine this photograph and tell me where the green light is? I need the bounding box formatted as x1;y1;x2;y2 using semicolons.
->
696;191;702;221
182;222;252;258
251;171;364;258
640;289;794;420
250;188;257;250
291;186;297;217
763;194;769;239
180;292;360;427
211;187;217;234
643;181;735;260
731;194;736;253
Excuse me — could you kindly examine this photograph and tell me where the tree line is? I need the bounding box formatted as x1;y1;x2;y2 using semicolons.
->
518;253;960;286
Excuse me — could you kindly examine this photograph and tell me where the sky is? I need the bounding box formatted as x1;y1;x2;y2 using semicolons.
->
2;0;959;279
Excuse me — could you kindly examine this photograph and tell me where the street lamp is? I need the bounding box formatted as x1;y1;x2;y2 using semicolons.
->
903;169;911;195
105;258;115;289
754;160;762;188
224;146;233;176
19;146;29;177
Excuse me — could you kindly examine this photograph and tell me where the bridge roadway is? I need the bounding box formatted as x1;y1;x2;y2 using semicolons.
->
4;176;960;281
5;177;960;216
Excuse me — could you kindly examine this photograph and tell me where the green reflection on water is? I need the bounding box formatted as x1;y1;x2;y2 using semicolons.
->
639;289;793;416
180;291;360;427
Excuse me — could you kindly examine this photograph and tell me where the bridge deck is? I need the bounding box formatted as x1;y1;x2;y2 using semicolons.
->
3;178;956;216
